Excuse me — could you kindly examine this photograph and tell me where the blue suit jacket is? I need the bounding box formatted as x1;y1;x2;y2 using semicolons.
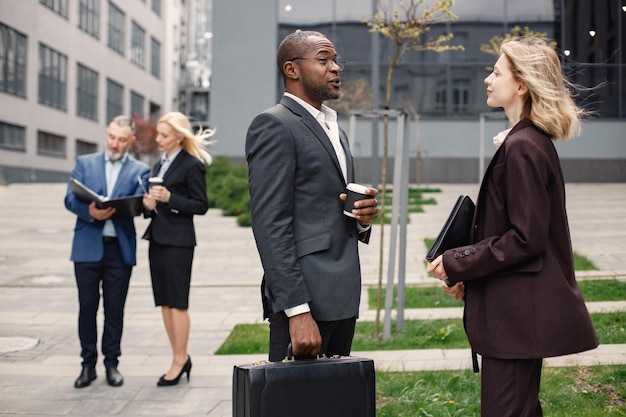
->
65;152;150;266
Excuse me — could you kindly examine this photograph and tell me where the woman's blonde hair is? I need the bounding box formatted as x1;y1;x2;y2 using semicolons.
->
157;112;214;164
500;36;585;140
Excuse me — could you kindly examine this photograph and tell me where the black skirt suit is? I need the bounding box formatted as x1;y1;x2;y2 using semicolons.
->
143;150;209;309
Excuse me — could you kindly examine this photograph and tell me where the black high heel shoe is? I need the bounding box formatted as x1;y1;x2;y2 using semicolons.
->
157;356;192;386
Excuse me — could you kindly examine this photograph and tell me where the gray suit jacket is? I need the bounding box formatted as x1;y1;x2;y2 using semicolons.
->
246;96;369;322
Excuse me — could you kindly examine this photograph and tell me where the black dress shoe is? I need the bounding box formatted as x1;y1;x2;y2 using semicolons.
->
106;367;124;387
74;367;96;389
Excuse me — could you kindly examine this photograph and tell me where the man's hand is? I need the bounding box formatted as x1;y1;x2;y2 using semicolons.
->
339;187;379;226
88;201;115;221
288;312;322;357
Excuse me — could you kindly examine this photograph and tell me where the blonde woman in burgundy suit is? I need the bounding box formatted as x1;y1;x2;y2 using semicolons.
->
142;112;212;386
427;37;598;417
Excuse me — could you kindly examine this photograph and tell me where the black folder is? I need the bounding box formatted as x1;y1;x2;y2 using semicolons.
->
425;195;475;262
71;178;144;218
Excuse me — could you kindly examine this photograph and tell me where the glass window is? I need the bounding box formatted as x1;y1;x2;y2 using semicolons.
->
77;63;99;121
278;0;623;120
152;0;161;16
40;0;69;18
131;21;145;69
37;130;66;158
106;78;124;123
38;43;67;111
0;23;27;97
130;90;144;117
107;2;125;56
149;101;161;120
76;139;98;156
0;121;26;151
150;36;161;79
78;0;100;38
452;79;470;113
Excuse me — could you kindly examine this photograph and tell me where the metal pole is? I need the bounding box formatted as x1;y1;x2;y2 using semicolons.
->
396;113;409;332
348;113;357;151
370;0;381;187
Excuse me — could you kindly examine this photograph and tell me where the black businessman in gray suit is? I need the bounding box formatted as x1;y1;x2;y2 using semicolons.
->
246;31;379;361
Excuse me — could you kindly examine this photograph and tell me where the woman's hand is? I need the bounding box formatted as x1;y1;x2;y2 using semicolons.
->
426;254;448;281
148;185;171;204
442;281;465;301
142;193;157;211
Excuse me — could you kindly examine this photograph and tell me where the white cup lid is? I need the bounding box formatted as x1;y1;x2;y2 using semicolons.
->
346;183;369;194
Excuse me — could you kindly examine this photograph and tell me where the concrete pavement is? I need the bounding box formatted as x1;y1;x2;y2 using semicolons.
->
0;182;625;416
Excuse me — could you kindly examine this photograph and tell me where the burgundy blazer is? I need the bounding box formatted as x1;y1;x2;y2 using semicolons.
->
444;120;598;359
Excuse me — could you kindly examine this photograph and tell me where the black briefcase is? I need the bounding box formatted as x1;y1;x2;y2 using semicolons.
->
232;354;376;417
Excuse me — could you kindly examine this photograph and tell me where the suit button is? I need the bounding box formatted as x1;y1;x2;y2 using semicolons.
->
464;249;471;256
470;247;476;254
474;225;478;231
454;252;460;259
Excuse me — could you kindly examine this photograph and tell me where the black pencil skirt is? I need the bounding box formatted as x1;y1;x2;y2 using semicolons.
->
148;241;194;309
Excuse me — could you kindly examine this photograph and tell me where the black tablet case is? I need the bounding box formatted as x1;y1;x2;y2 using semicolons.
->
425;194;475;262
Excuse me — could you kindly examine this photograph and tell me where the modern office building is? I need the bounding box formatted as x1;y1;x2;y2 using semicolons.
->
0;0;182;183
2;0;625;183
211;0;626;182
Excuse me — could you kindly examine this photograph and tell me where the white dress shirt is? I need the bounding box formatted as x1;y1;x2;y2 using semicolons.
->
102;153;128;237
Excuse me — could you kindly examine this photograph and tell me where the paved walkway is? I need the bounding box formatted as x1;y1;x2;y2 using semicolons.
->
0;182;624;416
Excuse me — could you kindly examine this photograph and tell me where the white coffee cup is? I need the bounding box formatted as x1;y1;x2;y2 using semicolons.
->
148;177;163;188
343;183;370;217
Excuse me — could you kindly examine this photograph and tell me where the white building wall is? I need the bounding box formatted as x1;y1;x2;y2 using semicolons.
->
0;0;177;181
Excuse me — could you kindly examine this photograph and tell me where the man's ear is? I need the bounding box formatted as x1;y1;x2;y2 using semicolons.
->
283;61;299;80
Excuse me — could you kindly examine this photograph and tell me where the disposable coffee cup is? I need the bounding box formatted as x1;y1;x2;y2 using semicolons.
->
343;183;370;218
148;177;163;188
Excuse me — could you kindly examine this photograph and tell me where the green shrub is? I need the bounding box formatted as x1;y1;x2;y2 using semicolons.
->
206;156;250;222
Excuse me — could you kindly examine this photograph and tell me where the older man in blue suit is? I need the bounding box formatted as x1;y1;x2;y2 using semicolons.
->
65;115;149;388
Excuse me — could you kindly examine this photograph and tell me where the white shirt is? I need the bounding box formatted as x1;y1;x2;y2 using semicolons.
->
284;92;348;183
102;153;128;237
157;148;182;178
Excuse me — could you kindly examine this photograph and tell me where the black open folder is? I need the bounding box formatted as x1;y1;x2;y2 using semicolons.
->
425;195;475;262
71;178;144;218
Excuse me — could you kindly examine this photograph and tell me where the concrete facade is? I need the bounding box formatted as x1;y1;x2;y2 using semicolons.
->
0;0;179;184
208;0;278;158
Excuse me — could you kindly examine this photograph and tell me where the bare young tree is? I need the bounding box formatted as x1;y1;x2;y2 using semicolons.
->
365;0;463;338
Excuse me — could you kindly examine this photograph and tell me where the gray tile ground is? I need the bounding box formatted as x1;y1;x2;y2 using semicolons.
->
0;182;624;416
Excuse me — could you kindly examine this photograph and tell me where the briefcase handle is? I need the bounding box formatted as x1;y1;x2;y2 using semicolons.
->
284;343;326;362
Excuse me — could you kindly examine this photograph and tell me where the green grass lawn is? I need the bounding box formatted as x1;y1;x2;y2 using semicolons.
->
215;312;625;354
376;365;626;416
369;278;626;309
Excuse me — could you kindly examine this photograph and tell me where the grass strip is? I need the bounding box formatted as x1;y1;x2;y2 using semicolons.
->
215;312;625;354
369;279;626;310
376;365;626;416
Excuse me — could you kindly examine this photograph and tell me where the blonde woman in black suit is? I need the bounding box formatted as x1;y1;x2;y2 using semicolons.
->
142;112;213;386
